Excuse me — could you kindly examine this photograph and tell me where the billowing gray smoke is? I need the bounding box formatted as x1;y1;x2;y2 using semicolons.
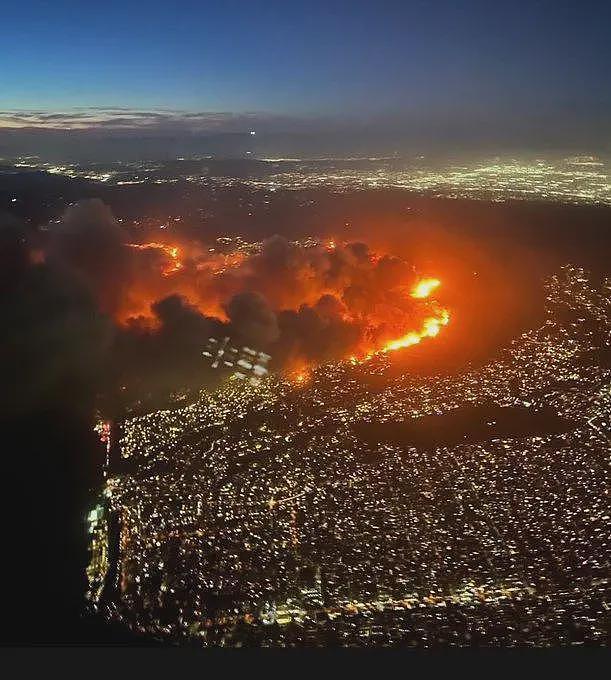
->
3;198;435;408
50;199;131;315
0;209;112;415
225;291;280;346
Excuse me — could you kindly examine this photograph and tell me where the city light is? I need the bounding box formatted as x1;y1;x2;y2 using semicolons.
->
86;265;610;646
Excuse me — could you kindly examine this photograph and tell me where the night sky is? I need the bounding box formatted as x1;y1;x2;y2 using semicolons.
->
1;0;610;149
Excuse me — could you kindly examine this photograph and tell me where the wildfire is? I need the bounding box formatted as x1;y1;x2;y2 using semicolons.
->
383;331;422;352
292;370;309;385
196;250;248;275
117;237;450;373
126;242;184;277
381;308;450;353
285;361;312;385
287;278;451;380
411;277;440;298
380;280;449;353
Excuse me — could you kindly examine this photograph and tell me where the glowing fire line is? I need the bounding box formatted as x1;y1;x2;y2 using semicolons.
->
381;307;450;352
126;242;183;277
121;239;450;382
293;278;450;382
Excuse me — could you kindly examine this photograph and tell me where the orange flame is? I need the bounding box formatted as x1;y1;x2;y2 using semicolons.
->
292;370;310;385
118;238;450;370
373;280;450;356
126;242;184;277
381;308;450;353
411;277;440;298
290;279;450;375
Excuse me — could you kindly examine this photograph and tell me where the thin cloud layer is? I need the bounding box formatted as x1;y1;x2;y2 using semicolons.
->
0;107;302;133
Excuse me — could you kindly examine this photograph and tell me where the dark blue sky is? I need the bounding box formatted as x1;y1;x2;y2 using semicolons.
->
1;0;609;150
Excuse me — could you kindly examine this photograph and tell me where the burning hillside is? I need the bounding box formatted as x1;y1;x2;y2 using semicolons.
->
117;228;451;369
21;199;452;403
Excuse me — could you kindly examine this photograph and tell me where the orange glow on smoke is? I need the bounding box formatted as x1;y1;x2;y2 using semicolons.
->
195;250;248;274
285;280;451;379
291;368;310;385
115;239;244;327
349;280;450;357
117;238;451;371
126;242;184;277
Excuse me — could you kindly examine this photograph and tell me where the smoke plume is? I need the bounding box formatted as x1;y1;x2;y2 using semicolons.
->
5;199;447;406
